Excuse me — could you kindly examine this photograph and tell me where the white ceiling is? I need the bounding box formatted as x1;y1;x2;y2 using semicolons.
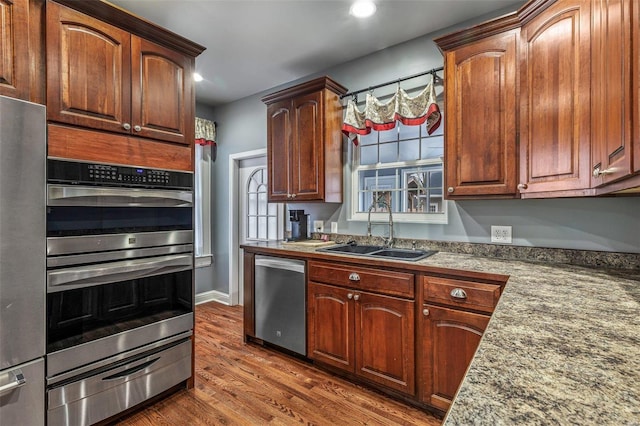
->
109;0;524;107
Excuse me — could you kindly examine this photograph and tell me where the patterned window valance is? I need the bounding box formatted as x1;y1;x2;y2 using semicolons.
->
342;79;441;146
195;117;216;146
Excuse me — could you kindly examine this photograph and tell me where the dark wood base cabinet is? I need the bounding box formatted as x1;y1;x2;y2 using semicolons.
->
307;282;415;396
241;248;508;416
420;305;489;411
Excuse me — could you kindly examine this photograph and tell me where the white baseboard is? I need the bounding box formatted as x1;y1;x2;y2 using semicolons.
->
195;290;230;305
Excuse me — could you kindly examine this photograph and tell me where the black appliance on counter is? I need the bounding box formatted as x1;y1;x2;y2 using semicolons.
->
288;209;309;241
45;158;194;426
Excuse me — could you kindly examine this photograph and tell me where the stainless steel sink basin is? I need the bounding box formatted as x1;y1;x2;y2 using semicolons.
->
318;244;437;262
321;244;384;255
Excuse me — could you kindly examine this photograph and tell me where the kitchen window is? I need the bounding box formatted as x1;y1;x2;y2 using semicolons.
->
350;119;447;224
194;143;212;266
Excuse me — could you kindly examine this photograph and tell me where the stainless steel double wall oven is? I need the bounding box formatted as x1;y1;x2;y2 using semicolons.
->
45;158;194;425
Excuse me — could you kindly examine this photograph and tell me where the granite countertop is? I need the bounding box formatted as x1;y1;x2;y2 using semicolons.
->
241;241;640;425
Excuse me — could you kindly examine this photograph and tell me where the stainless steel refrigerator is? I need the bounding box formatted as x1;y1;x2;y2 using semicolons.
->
0;96;46;425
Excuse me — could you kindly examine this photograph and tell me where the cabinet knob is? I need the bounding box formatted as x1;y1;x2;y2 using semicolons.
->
353;294;360;301
291;193;296;198
450;288;468;300
447;187;454;193
133;125;142;132
287;194;292;199
347;293;353;299
517;183;528;191
123;123;131;131
423;308;429;316
348;272;360;282
592;167;614;178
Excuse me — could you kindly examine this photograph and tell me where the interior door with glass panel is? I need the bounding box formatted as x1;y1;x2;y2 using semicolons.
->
238;162;284;303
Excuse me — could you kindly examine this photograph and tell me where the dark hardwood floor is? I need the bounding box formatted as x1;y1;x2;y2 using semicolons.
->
118;302;442;425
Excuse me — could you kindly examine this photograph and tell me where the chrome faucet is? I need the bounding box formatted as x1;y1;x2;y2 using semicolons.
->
367;194;394;248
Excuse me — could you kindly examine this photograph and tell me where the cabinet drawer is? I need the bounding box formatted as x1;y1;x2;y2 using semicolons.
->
308;261;414;299
423;276;500;313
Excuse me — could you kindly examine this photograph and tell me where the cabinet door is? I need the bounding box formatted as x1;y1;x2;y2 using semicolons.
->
131;36;193;145
355;292;415;395
421;305;489;411
307;282;354;373
444;30;518;198
633;0;640;175
0;0;30;100
519;0;591;196
267;100;292;202
46;1;131;133
291;91;323;201
591;0;633;186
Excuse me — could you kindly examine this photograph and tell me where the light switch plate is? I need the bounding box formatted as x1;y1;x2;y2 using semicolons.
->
331;222;338;233
313;220;324;233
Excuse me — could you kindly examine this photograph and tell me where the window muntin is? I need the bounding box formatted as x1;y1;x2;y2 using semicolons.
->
246;167;281;241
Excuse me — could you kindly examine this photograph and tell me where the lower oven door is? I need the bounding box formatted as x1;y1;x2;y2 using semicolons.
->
47;338;191;426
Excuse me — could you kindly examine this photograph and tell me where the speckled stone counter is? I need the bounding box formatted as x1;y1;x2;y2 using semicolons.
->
242;240;640;425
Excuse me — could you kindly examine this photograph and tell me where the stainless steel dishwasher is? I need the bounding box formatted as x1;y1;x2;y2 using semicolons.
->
254;255;306;355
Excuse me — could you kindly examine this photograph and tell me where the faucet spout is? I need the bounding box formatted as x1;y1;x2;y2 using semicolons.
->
366;194;394;247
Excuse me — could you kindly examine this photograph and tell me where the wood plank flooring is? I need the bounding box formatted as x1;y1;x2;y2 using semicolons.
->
117;302;442;425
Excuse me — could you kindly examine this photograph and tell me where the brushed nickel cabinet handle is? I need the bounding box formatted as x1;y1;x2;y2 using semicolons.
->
133;125;142;132
447;187;454;193
450;288;467;300
123;123;131;131
592;167;614;178
348;272;360;281
347;293;353;299
353;294;360;301
517;183;528;191
423;308;429;316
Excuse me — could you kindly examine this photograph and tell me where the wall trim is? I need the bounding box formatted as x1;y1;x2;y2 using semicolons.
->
195;290;230;306
228;148;267;307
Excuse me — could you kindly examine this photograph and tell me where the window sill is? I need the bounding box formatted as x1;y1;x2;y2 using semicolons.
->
195;255;213;268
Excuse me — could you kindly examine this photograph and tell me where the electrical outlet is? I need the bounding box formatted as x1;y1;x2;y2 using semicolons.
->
331;222;338;233
491;225;512;244
313;220;324;233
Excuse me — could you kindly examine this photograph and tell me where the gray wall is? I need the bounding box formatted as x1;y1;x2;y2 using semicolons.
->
198;8;640;296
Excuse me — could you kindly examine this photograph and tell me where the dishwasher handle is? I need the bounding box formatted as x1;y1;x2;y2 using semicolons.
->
255;256;305;274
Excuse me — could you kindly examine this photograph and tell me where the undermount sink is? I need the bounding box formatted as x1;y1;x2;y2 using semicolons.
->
319;244;437;262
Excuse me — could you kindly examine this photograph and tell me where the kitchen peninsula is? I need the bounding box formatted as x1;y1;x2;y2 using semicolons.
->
241;239;640;425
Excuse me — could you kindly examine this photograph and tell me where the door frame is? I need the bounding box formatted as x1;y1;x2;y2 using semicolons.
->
228;148;267;306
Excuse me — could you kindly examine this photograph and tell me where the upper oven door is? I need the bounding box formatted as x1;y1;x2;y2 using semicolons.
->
46;185;193;238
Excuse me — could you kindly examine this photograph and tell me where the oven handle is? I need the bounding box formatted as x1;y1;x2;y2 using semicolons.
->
101;358;160;381
47;253;193;292
47;185;193;207
0;370;26;396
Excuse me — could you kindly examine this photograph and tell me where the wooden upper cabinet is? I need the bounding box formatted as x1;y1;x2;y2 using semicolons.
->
437;29;519;198
266;100;292;200
262;76;347;203
0;0;45;102
131;36;193;144
291;92;323;200
46;0;194;145
46;1;131;134
591;0;633;188
518;0;593;197
634;0;640;176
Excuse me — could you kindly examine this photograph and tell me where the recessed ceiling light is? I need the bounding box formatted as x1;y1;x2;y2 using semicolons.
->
193;73;203;82
350;1;376;18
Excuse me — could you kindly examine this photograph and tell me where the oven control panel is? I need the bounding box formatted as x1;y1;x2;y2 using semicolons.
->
47;159;192;189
